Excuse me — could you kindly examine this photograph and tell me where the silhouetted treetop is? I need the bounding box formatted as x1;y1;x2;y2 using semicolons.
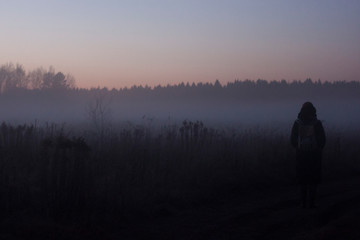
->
1;62;359;102
0;63;76;92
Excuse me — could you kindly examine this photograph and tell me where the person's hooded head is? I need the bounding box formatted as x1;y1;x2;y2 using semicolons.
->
298;102;317;123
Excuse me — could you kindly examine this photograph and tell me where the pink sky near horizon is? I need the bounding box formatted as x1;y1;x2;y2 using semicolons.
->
1;0;359;89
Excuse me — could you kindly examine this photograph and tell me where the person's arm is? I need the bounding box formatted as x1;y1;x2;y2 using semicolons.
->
315;121;326;149
290;121;298;148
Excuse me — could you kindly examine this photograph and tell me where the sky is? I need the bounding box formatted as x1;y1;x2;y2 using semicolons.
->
1;0;359;89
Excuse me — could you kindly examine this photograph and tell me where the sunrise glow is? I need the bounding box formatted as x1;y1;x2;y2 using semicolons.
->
1;0;359;88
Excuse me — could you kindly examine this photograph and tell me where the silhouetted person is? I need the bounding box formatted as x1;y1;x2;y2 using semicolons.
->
291;102;326;208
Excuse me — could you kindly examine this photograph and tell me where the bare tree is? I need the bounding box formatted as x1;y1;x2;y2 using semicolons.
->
42;66;56;89
0;63;28;92
86;91;112;142
0;64;9;92
27;67;45;89
65;73;76;89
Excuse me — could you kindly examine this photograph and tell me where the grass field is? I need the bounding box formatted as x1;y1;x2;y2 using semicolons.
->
0;121;359;239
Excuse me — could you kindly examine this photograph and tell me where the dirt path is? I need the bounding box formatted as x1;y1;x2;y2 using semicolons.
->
113;177;360;240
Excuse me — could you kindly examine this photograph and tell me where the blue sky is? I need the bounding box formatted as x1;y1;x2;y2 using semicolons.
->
1;0;359;88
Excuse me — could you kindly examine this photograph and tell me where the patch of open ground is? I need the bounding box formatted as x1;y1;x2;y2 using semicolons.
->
1;177;360;240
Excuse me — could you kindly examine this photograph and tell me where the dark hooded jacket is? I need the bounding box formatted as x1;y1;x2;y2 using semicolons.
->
290;102;326;184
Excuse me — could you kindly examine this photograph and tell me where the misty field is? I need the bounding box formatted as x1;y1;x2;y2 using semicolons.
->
0;121;358;222
1;77;360;238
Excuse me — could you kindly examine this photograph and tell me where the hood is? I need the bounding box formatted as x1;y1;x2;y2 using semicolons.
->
297;102;317;124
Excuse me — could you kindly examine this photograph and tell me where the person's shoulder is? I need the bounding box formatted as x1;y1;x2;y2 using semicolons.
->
314;119;324;128
293;119;300;127
315;119;322;124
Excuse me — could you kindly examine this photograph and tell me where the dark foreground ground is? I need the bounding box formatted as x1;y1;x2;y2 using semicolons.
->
1;177;360;240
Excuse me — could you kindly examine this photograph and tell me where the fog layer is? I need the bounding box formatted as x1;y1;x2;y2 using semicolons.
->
0;79;359;129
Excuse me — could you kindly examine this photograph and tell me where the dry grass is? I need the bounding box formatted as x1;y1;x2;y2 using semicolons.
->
0;121;358;220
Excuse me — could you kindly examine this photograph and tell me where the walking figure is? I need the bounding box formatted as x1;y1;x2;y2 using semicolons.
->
291;102;326;208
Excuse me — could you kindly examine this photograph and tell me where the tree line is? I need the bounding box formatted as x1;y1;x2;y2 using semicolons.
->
1;63;359;102
0;63;76;92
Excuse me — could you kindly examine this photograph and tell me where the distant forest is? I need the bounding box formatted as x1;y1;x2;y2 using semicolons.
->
1;63;359;103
